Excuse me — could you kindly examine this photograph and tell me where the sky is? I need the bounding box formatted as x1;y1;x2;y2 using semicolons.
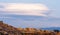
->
0;0;60;28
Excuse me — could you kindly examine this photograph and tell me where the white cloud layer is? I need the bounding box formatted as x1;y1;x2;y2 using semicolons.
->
0;3;49;16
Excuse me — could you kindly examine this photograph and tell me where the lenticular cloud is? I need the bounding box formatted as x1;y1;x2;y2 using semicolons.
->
0;3;49;16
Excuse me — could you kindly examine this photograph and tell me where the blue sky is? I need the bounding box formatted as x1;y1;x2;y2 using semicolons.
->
0;0;60;28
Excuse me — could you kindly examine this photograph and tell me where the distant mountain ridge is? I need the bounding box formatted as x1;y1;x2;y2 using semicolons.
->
41;27;60;30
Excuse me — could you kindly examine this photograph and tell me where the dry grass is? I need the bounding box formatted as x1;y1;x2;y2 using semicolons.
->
0;21;60;35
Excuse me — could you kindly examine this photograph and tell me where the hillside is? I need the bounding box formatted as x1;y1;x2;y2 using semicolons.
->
0;21;60;35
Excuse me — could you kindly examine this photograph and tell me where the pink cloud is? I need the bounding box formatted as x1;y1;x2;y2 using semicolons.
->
0;3;49;16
